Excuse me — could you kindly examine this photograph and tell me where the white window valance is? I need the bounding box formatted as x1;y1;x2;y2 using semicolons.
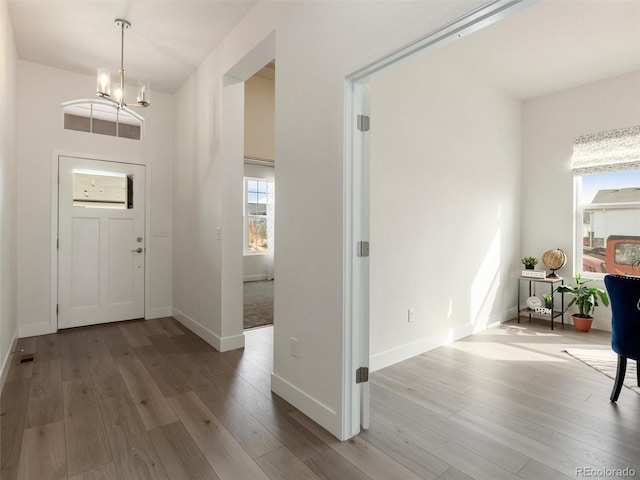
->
571;125;640;176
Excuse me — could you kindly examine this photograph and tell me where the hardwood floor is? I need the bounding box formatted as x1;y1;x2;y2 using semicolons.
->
1;318;638;479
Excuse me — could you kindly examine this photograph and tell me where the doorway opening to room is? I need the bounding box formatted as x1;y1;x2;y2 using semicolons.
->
243;62;276;332
344;0;536;437
346;0;639;439
220;32;275;370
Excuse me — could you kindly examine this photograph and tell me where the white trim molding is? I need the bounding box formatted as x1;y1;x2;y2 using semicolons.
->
271;372;342;439
172;308;245;352
146;306;173;319
18;321;56;339
370;311;509;373
244;274;270;282
1;329;19;391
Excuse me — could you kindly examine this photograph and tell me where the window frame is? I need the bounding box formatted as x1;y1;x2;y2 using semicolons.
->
574;174;640;279
243;176;272;256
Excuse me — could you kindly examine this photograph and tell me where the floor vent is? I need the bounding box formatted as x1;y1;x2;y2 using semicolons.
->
19;353;36;364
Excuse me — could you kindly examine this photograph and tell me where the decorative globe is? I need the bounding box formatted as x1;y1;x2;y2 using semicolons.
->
542;248;566;278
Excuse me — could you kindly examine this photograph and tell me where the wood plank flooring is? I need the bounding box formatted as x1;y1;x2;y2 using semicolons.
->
2;318;639;479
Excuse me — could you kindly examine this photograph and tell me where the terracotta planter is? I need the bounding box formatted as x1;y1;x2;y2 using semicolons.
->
572;315;593;332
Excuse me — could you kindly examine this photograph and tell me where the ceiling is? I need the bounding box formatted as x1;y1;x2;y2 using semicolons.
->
7;1;640;98
428;0;640;100
8;0;258;93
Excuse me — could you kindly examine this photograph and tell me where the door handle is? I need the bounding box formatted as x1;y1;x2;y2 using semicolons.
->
131;247;143;253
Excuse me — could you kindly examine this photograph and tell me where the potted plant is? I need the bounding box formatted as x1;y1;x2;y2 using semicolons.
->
555;273;609;332
522;256;538;270
542;293;553;309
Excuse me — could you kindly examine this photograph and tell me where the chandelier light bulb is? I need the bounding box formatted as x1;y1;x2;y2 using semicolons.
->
137;80;150;106
96;68;111;97
113;85;123;103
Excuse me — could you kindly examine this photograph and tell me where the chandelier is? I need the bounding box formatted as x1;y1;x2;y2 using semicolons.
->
96;19;150;110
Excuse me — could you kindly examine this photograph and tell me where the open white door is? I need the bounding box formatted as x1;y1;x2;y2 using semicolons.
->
58;156;145;328
353;82;371;431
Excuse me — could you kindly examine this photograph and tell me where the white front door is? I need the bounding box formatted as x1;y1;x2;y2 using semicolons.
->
58;156;145;329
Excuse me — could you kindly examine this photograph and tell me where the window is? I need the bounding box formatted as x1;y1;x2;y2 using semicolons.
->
244;177;273;254
573;126;640;276
73;170;133;209
62;99;143;140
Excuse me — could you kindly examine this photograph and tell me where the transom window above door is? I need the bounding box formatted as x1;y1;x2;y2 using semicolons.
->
62;99;143;140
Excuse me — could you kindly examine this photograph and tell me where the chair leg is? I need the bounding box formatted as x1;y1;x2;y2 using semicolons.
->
610;355;627;403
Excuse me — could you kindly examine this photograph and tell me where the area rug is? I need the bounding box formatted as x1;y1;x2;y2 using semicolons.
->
563;348;640;396
243;280;274;329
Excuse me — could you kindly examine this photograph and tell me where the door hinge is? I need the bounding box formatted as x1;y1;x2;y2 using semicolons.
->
357;114;370;132
56;304;59;315
56;238;59;249
356;367;369;384
356;241;369;257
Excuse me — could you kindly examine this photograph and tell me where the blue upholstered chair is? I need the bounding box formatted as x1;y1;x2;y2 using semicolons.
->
603;274;640;402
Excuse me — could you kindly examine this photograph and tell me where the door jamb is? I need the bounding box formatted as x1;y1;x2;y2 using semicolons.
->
50;151;149;333
342;0;537;439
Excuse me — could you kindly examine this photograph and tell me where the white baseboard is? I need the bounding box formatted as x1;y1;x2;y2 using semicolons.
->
1;328;19;392
146;306;173;319
271;372;341;439
172;308;245;352
18;321;56;338
370;310;510;372
244;274;269;282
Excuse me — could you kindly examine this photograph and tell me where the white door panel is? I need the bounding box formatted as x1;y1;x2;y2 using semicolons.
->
71;217;101;308
58;156;145;328
108;217;138;304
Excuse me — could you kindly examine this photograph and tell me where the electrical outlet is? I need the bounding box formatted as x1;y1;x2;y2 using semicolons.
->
408;308;415;322
290;337;299;358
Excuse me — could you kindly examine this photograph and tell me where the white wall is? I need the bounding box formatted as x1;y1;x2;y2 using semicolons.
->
172;0;486;440
16;61;173;337
522;70;640;331
0;0;18;386
245;74;275;161
368;45;522;371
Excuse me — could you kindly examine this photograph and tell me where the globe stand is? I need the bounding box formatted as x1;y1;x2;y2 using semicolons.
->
542;248;566;279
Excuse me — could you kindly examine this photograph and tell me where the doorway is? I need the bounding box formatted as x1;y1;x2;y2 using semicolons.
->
217;32;275;355
345;0;535;436
57;156;146;329
243;62;276;331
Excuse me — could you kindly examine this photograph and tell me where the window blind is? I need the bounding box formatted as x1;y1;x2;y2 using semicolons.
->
571;125;640;176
